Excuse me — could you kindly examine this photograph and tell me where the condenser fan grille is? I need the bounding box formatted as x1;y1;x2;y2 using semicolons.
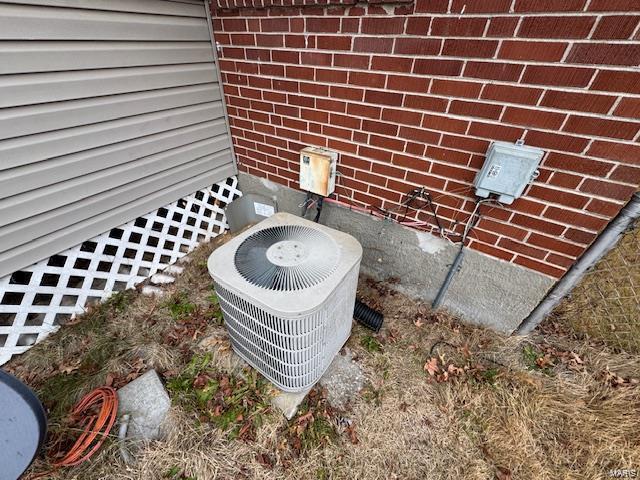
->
234;225;339;291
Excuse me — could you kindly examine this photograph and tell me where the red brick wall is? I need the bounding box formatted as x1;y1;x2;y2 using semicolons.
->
210;0;640;278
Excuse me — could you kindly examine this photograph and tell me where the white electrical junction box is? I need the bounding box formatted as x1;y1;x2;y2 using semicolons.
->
299;147;338;197
474;141;544;204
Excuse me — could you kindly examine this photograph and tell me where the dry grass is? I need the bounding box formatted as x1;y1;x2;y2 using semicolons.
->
550;225;640;353
8;233;640;480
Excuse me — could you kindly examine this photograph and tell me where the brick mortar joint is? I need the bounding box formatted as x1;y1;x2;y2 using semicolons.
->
223;90;640;166
212;0;412;13
232;133;623;223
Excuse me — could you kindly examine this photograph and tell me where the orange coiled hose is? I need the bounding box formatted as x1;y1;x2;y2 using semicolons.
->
51;386;119;467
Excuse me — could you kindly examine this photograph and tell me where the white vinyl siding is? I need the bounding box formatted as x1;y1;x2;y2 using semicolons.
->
0;0;236;277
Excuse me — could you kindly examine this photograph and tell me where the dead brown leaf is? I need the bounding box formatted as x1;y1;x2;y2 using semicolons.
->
460;343;471;358
256;453;274;469
296;410;314;425
238;421;252;440
496;466;512;480
61;316;84;327
424;357;439;376
535;354;553;369
447;364;465;376
599;368;639;388
58;360;81;375
193;373;211;388
387;328;400;343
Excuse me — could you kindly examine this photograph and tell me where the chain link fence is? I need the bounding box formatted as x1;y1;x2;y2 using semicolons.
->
550;223;640;353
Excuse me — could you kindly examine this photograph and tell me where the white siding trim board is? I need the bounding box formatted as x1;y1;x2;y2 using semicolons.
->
0;63;220;108
0;4;211;41
1;0;208;17
0;136;232;227
0;83;221;141
1;102;225;170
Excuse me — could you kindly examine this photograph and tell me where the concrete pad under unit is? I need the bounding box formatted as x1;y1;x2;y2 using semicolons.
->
272;387;311;420
272;349;365;419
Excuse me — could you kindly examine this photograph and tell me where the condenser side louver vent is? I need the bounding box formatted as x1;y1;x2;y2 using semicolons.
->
208;212;362;392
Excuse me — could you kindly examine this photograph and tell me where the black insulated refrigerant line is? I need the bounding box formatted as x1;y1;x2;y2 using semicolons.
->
353;300;384;332
313;196;324;223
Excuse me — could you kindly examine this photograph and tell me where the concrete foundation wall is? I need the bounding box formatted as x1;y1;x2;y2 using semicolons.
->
239;172;555;333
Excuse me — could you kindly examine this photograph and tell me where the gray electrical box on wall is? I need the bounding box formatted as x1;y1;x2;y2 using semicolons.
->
474;141;544;204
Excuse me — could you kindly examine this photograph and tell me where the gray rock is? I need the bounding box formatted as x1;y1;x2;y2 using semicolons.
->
149;273;175;285
117;370;171;441
271;349;364;418
271;387;311;420
318;349;365;410
164;265;184;275
141;285;165;297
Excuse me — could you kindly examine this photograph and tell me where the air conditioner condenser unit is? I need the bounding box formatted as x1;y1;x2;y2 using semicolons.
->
208;212;362;392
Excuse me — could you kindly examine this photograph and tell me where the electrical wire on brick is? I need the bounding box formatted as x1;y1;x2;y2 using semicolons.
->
462;198;491;244
432;197;503;309
332;169;502;246
332;168;508;309
389;187;445;233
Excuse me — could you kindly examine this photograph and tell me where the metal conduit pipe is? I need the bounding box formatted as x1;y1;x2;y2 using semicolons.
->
432;199;487;310
515;192;640;335
432;244;465;310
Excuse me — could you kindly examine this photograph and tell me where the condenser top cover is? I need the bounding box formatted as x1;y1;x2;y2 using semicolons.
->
208;212;362;314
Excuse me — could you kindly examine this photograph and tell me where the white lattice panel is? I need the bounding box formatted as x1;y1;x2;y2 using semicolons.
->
0;177;241;365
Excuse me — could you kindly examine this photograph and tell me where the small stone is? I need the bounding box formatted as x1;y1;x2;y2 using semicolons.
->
117;370;171;441
141;285;165;297
164;265;184;275
150;273;175;285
